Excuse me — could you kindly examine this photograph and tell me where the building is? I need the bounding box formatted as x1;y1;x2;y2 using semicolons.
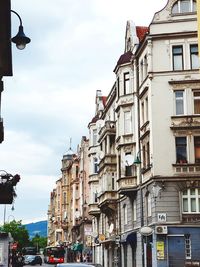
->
48;137;92;262
88;0;200;266
48;0;200;266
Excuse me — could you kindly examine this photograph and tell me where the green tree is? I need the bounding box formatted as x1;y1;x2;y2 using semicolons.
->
0;220;30;249
30;234;47;252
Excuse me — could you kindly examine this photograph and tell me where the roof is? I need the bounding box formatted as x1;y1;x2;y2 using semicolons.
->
136;26;149;42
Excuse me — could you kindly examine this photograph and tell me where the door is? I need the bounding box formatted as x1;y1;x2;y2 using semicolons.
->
168;236;185;267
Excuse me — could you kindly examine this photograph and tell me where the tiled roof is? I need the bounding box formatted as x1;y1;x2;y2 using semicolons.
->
102;96;107;107
136;26;149;42
116;50;133;67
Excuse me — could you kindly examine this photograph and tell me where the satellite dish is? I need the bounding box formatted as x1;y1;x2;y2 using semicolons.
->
124;154;134;166
108;223;114;234
96;119;105;129
97;151;105;160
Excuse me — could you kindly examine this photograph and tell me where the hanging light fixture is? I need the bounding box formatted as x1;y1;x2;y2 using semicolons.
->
11;10;31;50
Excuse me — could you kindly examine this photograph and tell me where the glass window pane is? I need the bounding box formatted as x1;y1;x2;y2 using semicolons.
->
190;188;195;195
183;198;188;212
194;92;200;114
183;190;188;195
180;0;190;12
174;56;183;70
191;198;196;212
172;3;178;13
193;0;197;11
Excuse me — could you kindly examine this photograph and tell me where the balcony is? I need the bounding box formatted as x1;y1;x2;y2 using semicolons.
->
99;154;117;172
88;203;100;216
98;191;118;214
171;115;200;131
173;163;200;175
118;175;137;196
98;120;116;142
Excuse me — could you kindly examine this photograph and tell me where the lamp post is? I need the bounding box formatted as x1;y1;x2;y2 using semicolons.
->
11;10;31;50
133;152;145;267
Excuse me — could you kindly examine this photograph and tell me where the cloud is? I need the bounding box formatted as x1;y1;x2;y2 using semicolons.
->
0;0;167;223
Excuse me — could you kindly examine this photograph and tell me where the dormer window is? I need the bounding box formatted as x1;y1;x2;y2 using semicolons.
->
172;0;196;14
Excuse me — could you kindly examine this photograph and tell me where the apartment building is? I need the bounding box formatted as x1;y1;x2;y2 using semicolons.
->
88;0;200;267
48;137;92;262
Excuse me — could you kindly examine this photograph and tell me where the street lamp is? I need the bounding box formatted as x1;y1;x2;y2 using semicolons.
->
11;10;31;50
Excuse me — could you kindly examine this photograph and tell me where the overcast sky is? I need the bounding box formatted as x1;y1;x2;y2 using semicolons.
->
0;0;166;224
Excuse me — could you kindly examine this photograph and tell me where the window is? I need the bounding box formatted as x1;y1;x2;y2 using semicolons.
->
182;188;200;213
190;44;199;69
193;91;200;114
93;129;97;146
63;192;66;204
147;193;152;217
93;157;99;173
94;191;98;203
173;46;183;70
175;90;184;115
172;0;196;14
194;136;200;163
124;72;130;94
176;137;187;163
117;77;120;98
123;204;128;225
124;111;132;134
185;234;191;259
132;199;137;221
125;152;133;176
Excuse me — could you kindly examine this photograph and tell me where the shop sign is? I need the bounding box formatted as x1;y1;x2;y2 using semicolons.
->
157;241;165;260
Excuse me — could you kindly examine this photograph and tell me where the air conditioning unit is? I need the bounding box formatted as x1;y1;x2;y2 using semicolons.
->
155;226;168;234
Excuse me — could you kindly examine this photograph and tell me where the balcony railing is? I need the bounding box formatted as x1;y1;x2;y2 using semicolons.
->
171;115;200;130
118;176;137;195
98;120;116;141
173;163;200;175
99;154;117;172
98;191;118;208
88;203;100;216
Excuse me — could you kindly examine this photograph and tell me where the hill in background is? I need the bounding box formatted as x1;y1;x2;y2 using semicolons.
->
24;220;47;239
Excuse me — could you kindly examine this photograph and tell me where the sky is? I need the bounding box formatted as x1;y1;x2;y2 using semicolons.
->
0;0;166;224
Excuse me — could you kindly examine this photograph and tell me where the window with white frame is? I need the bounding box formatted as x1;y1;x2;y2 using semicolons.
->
175;136;187;163
93;129;97;146
185;234;192;259
175;90;184;115
124;110;132;134
132;199;137;221
193;91;200;114
182;188;200;213
172;0;196;14
172;45;184;70
147;193;152;217
124;72;130;94
190;44;199;69
123;204;128;225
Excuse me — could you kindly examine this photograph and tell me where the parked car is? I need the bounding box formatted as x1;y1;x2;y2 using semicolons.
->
24;255;42;265
57;264;95;267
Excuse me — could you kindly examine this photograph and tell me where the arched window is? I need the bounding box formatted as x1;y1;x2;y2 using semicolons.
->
172;0;196;14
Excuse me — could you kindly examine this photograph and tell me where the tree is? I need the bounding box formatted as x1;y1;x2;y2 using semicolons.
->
0;220;30;249
30;234;47;252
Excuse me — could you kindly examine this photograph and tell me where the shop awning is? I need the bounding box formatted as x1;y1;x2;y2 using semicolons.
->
121;231;137;246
